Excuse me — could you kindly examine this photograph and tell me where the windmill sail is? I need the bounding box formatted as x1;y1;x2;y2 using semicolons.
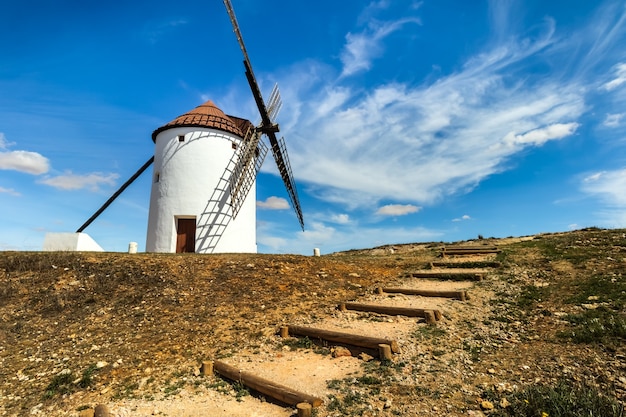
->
270;134;304;228
266;84;282;121
229;125;268;218
223;0;305;230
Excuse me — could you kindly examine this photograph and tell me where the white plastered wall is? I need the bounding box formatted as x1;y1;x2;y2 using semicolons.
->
145;127;257;253
43;232;104;252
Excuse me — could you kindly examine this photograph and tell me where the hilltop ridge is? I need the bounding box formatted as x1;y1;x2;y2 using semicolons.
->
1;228;624;416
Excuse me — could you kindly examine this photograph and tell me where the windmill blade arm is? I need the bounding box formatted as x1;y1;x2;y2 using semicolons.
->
224;0;277;133
223;0;252;68
243;60;273;128
267;132;304;230
76;156;154;233
223;1;273;126
223;0;303;230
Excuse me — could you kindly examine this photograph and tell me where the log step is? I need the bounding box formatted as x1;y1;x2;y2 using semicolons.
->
441;247;501;255
284;325;400;354
212;360;323;407
404;271;486;281
443;245;498;251
340;302;442;322
431;261;501;269
377;287;468;301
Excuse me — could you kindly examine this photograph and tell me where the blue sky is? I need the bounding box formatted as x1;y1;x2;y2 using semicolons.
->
1;0;626;254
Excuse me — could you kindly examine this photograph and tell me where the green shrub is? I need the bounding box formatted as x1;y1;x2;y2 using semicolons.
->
560;310;626;344
486;380;624;417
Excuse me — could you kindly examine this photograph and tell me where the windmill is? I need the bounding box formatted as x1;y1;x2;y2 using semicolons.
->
65;0;304;254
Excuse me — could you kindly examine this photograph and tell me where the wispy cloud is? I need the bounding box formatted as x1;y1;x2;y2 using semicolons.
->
0;186;20;196
284;31;584;208
488;0;521;43
452;214;471;222
604;113;625;127
0;133;11;148
257;196;290;210
582;169;626;206
0;133;49;175
257;218;441;253
581;168;626;226
141;18;188;44
601;62;626;91
340;17;421;77
359;0;391;19
38;172;119;191
264;0;626;219
329;213;351;224
376;204;421;216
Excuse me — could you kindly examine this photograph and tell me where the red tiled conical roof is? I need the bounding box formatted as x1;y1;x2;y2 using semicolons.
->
152;100;251;141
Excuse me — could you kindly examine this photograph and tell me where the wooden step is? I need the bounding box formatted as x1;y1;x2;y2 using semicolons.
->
377;286;468;301
404;271;486;281
340;302;442;323
431;261;501;269
441;246;501;255
212;360;323;407
283;324;400;353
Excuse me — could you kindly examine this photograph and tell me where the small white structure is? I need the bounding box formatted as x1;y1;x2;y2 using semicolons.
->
146;101;257;253
128;242;138;254
43;232;104;252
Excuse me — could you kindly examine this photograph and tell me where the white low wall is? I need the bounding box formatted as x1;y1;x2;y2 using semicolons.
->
43;233;104;252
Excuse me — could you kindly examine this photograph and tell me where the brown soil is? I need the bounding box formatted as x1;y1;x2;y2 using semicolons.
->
0;230;625;416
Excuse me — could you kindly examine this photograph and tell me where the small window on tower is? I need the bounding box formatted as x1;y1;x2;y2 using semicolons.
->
154;172;160;183
178;135;185;142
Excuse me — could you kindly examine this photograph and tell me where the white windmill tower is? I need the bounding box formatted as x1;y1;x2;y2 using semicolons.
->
72;0;304;253
145;102;263;253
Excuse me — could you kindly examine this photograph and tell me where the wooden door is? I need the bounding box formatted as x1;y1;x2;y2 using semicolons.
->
176;218;196;253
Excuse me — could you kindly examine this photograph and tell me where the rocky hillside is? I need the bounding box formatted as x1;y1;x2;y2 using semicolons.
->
0;228;625;416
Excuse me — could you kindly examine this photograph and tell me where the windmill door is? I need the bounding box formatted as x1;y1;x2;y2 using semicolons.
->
176;218;196;253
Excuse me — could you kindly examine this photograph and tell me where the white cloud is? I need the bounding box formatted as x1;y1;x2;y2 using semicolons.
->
452;214;471;222
376;204;421;216
340;18;421;77
38;172;119;191
142;18;188;44
603;113;625;127
0;132;10;148
581;168;626;227
0;134;50;175
314;88;351;119
284;32;585;208
241;0;624;231
329;213;351;224
0;186;20;196
257;196;290;210
602;62;626;91
258;219;442;254
300;221;338;244
358;0;391;24
584;172;603;182
582;169;626;206
257;235;288;251
503;123;579;146
258;220;336;253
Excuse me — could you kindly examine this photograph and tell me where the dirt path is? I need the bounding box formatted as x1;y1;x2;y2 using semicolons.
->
96;255;497;416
